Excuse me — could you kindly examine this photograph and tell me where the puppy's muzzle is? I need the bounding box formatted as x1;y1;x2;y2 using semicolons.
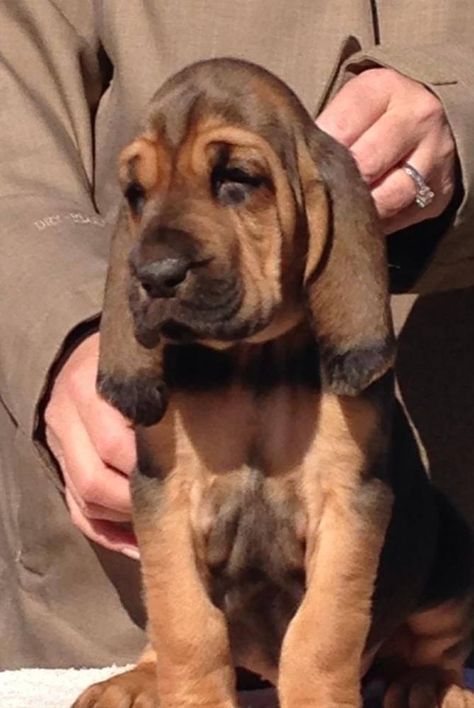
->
129;225;235;345
130;227;199;298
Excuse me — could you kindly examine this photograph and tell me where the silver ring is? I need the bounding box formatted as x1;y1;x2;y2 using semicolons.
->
403;162;435;208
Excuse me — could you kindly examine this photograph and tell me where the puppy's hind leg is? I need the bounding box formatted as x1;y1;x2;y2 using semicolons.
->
382;594;474;708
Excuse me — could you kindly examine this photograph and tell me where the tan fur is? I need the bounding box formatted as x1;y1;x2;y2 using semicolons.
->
136;487;238;707
279;395;392;707
119;137;161;193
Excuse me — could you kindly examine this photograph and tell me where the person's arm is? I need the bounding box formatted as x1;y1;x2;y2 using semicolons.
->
0;1;136;554
317;8;474;294
0;1;106;429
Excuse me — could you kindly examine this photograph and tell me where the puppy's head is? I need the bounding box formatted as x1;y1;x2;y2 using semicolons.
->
119;58;394;395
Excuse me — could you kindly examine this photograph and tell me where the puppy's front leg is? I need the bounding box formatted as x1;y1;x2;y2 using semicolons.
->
278;395;392;708
133;443;238;708
278;490;388;707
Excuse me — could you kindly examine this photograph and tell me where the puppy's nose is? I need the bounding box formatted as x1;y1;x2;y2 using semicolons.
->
136;257;191;298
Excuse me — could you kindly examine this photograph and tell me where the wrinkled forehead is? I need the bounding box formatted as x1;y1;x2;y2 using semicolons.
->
142;59;311;158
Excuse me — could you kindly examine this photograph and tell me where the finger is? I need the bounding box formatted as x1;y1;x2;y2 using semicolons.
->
372;164;419;223
316;75;389;146
62;474;132;523
64;449;132;517
65;488;139;559
350;109;420;184
371;138;454;229
55;411;133;515
375;162;454;234
58;331;137;476
47;415;133;518
45;424;63;464
78;394;137;476
382;198;446;234
380;170;454;232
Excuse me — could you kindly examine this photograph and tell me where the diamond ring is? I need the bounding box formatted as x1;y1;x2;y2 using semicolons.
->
403;162;435;208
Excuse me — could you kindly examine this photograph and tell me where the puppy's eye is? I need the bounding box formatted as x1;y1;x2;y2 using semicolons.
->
124;182;146;216
211;166;271;205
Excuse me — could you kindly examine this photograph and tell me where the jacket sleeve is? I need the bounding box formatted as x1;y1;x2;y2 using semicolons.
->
0;1;112;436
333;14;474;294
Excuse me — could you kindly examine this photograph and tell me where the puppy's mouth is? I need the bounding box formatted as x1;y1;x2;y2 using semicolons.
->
129;278;272;348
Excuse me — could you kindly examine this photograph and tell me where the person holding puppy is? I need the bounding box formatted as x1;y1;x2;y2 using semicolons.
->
1;0;473;668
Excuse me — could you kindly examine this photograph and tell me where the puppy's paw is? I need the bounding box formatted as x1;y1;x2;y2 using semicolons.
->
384;677;474;708
98;370;168;426
72;665;157;708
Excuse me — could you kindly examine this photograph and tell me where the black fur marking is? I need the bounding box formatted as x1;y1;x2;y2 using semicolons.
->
163;339;321;392
242;338;321;392
135;435;166;480
97;370;168;426
320;339;395;396
418;489;474;608
124;181;146;217
206;472;305;669
163;343;234;390
367;400;473;649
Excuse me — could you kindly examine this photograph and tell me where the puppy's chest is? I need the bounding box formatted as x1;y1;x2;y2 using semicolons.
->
135;342;376;667
170;381;313;668
159;337;321;466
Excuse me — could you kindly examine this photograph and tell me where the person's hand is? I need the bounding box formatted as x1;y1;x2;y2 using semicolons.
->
316;67;456;234
44;332;139;558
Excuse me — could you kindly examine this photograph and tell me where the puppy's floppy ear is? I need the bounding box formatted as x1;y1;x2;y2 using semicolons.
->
295;126;395;395
98;204;168;427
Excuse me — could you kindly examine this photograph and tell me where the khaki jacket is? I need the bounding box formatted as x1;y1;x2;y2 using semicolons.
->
1;0;473;668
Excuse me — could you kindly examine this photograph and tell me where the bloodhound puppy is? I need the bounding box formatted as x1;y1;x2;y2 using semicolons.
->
75;59;474;708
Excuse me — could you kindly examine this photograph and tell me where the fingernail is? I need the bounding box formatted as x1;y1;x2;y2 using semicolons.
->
122;546;140;560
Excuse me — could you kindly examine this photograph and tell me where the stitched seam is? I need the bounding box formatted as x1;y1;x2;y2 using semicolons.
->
369;0;381;45
0;394;18;429
49;0;96;53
